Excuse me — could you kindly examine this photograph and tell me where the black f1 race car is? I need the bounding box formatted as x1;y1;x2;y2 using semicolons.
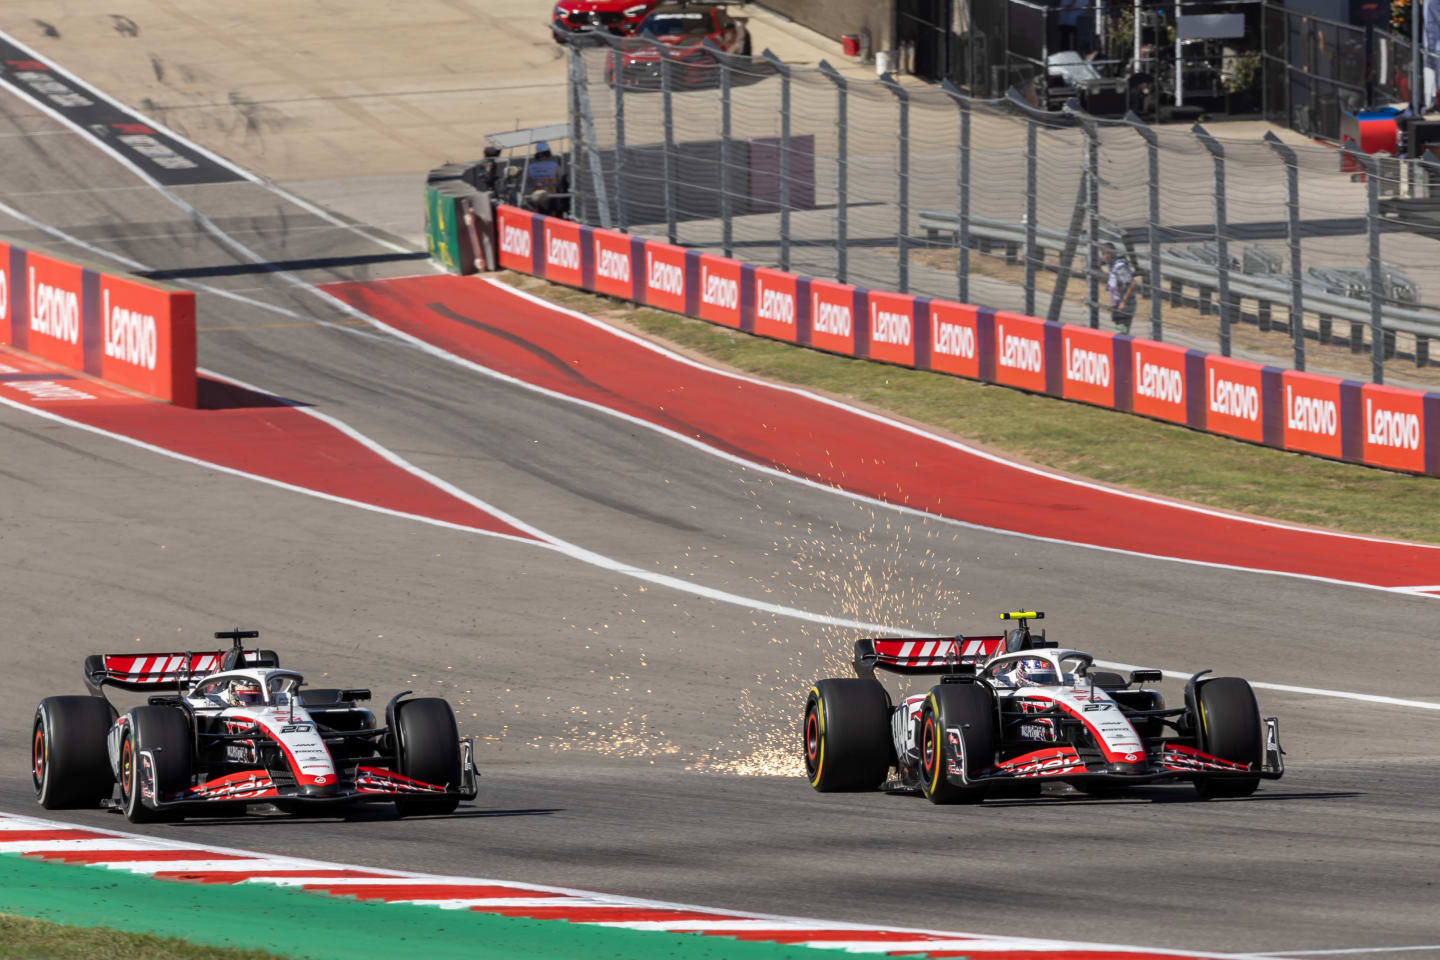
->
32;630;479;822
802;612;1284;803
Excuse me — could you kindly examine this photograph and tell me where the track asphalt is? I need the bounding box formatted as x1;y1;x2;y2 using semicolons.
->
0;20;1437;960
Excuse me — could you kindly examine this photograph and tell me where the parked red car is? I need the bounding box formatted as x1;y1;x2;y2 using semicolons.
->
551;0;659;42
614;3;752;85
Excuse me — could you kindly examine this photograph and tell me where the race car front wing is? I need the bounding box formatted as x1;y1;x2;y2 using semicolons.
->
116;739;480;813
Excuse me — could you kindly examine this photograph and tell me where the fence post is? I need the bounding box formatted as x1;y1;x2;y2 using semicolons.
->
649;38;677;245
941;80;972;305
1080;114;1100;329
1194;124;1232;357
1126;112;1163;341
1346;145;1386;384
612;43;627;231
704;39;733;258
568;45;581;215
572;45;612;230
819;60;848;283
1025;116;1038;316
879;72;910;293
1264;131;1305;371
763;50;792;272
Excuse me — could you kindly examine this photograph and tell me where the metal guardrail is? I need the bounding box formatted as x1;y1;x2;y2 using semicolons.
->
914;208;1439;364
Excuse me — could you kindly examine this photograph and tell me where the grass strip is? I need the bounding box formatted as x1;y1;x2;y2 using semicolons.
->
500;274;1440;545
0;913;287;960
0;853;828;960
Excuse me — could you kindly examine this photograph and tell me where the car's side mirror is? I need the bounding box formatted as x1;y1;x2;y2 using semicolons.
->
1130;669;1163;685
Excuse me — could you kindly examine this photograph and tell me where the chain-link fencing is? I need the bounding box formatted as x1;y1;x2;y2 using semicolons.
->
563;34;1440;386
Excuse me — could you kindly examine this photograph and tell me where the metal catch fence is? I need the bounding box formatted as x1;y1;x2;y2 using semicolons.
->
562;33;1440;386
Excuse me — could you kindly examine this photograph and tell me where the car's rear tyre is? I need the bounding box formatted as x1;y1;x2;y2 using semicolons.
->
802;678;891;792
33;696;116;809
392;698;461;817
1192;677;1262;799
120;706;192;823
919;683;995;805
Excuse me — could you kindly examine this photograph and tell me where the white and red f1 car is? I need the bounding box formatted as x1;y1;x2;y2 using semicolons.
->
32;630;478;822
803;612;1284;803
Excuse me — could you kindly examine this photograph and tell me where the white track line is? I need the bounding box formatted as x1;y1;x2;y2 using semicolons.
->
0;810;1266;960
1253;948;1440;957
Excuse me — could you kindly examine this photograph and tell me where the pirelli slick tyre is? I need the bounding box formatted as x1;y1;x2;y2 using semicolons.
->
392;698;461;817
120;706;192;823
919;683;996;805
802;678;891;792
1192;677;1262;799
32;696;116;809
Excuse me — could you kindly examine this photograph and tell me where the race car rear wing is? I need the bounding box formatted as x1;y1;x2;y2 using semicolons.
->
84;648;280;693
853;636;1008;678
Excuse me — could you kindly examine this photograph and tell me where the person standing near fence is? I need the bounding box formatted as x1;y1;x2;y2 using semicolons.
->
1103;247;1138;334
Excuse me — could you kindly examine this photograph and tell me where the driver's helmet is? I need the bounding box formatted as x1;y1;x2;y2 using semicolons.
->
226;678;264;707
1009;658;1060;687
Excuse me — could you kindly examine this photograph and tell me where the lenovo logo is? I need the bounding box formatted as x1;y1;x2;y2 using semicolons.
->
546;233;579;270
1366;398;1420;450
1208;370;1259;421
1064;340;1109;387
933;319;974;359
499;223;531;257
647;252;684;297
1134;350;1183;404
997;323;1041;373
596;248;630;282
28;267;79;344
700;266;737;309
870;304;911;346
1285;385;1337;437
756;278;794;325
103;289;158;371
812;295;852;337
0;266;7;322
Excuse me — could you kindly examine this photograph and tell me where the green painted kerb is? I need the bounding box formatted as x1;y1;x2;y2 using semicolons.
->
0;854;828;960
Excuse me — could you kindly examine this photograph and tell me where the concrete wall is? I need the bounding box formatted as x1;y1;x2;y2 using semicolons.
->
757;0;895;54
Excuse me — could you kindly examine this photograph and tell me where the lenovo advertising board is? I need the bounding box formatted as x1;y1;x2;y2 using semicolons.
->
495;205;536;274
1360;384;1426;473
927;299;980;379
808;278;856;355
1129;339;1191;425
1060;325;1116;408
696;254;742;328
541;217;583;288
97;274;196;407
1280;371;1344;459
641;241;687;314
751;267;800;343
590;228;635;300
0;240;196;406
1204;356;1266;443
865;291;917;368
23;251;85;373
992;311;1047;393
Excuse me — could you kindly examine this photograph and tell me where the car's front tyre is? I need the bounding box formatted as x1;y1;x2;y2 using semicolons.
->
119;706;192;823
392;698;462;817
919;683;995;805
1191;677;1262;799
